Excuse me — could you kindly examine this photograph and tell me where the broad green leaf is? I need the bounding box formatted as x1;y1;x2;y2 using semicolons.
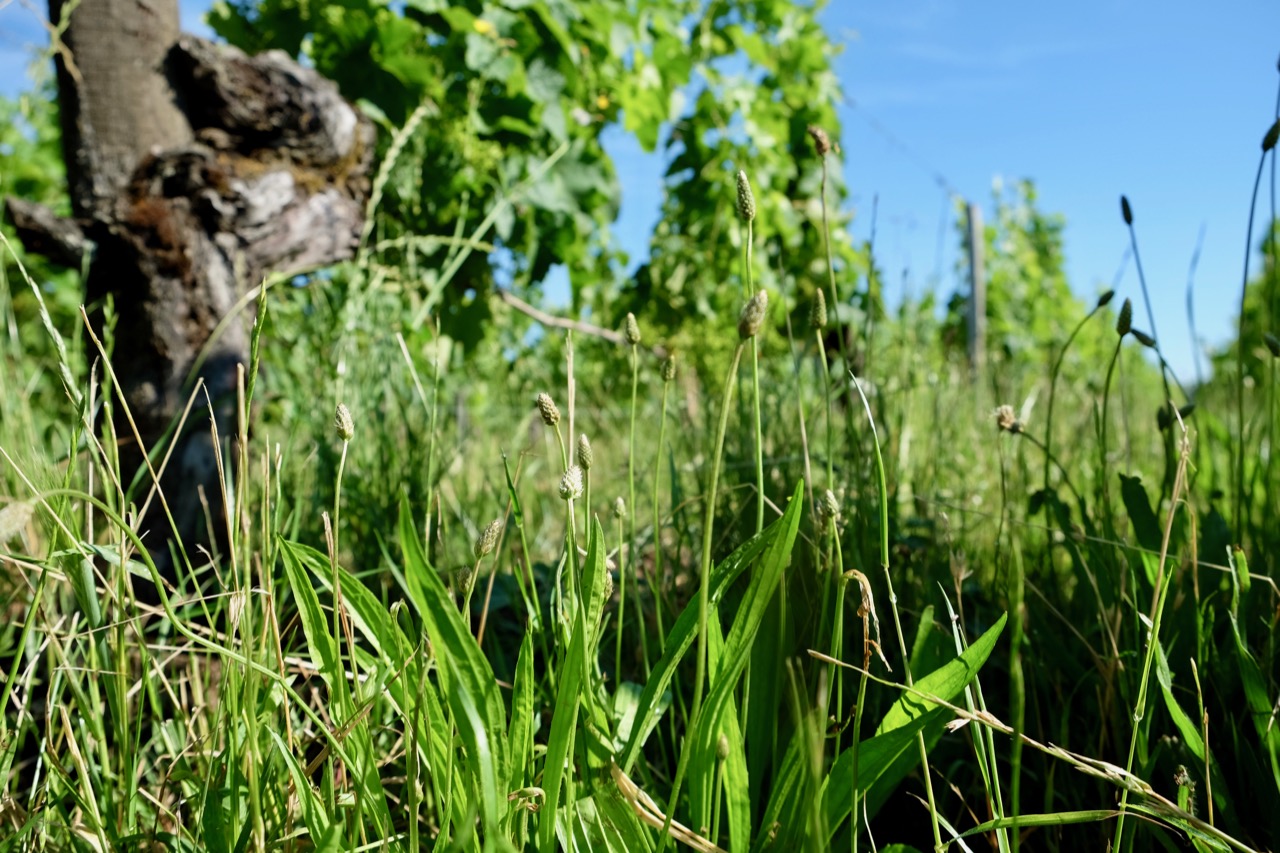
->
277;541;394;839
618;500;792;773
753;709;940;853
1229;612;1280;792
268;730;329;839
278;541;343;701
686;481;803;836
538;518;607;852
876;612;1008;736
278;539;473;831
1155;643;1206;759
688;614;750;851
558;791;652;853
508;629;536;796
441;648;502;837
823;710;946;842
1119;474;1162;588
398;498;509;832
592;786;657;852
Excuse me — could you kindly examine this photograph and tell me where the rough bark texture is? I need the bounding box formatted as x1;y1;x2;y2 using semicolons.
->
51;0;193;221
11;3;373;572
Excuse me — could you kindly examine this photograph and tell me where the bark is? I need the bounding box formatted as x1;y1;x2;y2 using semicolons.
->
11;2;373;573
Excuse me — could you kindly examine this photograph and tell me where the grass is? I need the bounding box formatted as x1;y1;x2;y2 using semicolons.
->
2;118;1280;853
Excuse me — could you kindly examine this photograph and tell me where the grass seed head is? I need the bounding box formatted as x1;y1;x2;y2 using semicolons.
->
0;501;33;545
601;570;614;603
995;404;1023;434
810;288;827;331
806;124;832;156
661;352;677;383
474;519;504;559
559;465;584;501
738;289;769;339
613;496;626;519
818;488;841;531
1120;195;1133;225
1096;289;1115;308
624;312;642;346
1116;298;1133;336
1263;118;1279;153
577;434;593;471
536;392;561;426
735;170;756;222
334;402;354;442
716;733;731;761
457;565;475;596
1131;329;1157;349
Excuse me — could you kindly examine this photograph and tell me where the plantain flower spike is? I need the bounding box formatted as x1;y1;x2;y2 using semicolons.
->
334;403;354;443
536;392;561;426
624;312;642;346
474;519;503;559
738;290;769;339
735;170;756;222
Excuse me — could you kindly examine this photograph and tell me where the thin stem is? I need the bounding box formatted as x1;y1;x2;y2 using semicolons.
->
1235;153;1269;540
657;341;746;852
852;375;942;849
1042;302;1105;500
1113;429;1191;848
649;373;674;676
624;340;639;678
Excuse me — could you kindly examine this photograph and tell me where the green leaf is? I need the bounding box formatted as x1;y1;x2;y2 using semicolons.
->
278;540;341;696
1119;474;1162;588
754;709;940;853
828;710;946;840
508;629;536;797
876;612;1008;736
1228;611;1280;792
398;498;509;833
618;487;797;773
538;517;607;852
1155;643;1206;760
268;730;329;840
686;481;804;832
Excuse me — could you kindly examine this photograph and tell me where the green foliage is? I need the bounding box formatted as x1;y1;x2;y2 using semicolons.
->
208;0;859;378
6;7;1280;852
946;179;1120;381
1211;218;1280;382
0;89;82;430
629;0;866;377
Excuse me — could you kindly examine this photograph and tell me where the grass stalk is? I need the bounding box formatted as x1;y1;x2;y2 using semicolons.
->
1234;134;1275;539
852;374;942;849
657;337;746;853
1112;423;1191;848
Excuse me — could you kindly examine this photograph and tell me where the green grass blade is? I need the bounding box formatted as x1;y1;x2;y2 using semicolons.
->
618;504;788;774
538;517;608;852
876;612;1008;736
398;498;510;832
1228;611;1280;793
278;539;343;698
267;729;330;840
686;480;803;831
688;613;750;850
508;629;536;829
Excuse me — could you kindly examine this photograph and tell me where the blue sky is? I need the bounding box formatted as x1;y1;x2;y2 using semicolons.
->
3;2;1277;382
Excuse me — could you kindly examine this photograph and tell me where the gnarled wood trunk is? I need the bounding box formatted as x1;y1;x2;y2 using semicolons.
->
9;1;373;576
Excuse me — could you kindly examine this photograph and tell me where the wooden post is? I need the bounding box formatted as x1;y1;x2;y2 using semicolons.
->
966;201;986;375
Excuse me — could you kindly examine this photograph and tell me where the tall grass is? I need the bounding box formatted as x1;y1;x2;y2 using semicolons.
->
2;116;1279;853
